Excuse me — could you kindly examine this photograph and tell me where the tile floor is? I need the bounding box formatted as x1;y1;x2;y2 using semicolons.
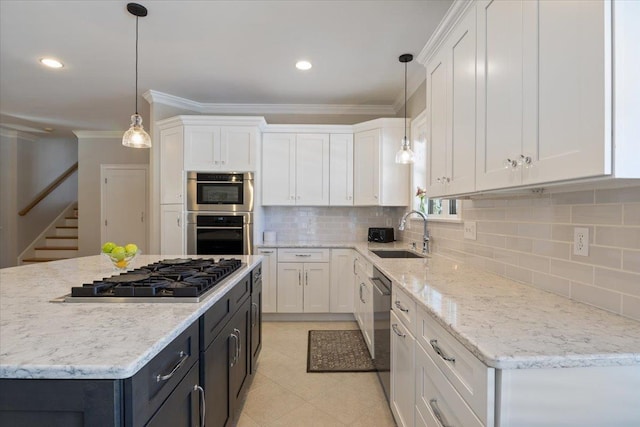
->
236;321;397;427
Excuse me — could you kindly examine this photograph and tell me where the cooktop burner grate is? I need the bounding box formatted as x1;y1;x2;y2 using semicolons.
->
67;258;243;301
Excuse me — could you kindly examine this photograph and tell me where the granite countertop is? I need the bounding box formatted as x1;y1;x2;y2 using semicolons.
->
0;254;262;380
258;241;640;369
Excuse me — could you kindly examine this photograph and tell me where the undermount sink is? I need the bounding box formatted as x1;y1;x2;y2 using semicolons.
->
371;250;427;259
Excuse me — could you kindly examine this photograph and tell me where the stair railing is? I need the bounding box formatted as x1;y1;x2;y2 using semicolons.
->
18;162;78;216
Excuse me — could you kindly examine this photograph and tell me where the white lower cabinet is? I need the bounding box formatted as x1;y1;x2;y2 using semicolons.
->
257;248;277;313
276;248;330;313
160;204;184;255
390;310;415;427
329;249;354;313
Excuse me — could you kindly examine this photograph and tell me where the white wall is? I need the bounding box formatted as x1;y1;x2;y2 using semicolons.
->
0;129;18;268
76;132;149;256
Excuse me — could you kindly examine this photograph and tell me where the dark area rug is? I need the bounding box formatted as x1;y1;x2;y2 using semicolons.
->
307;330;375;372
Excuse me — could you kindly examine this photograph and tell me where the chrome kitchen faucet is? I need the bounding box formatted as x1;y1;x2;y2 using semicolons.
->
398;210;429;254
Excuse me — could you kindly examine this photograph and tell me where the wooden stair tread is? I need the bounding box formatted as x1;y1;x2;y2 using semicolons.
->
47;236;78;239
65;216;78;219
34;246;78;250
23;258;66;262
56;226;78;229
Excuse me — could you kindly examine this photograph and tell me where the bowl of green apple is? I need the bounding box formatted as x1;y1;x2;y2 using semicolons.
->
101;242;139;270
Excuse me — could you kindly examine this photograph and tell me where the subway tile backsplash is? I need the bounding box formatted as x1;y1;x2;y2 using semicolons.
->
400;186;640;321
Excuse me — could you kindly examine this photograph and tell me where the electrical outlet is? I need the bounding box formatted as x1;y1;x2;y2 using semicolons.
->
573;227;589;256
463;221;477;240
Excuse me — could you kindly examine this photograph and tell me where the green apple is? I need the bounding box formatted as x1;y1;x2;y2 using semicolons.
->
111;246;126;261
102;241;116;254
125;243;138;255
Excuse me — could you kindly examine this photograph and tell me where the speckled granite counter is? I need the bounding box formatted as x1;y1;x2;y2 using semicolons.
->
259;241;640;369
0;255;262;379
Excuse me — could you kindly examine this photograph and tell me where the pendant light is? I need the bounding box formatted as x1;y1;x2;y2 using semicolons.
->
122;3;151;148
395;53;414;164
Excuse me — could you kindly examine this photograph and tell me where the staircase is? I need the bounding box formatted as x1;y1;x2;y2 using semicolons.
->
22;205;79;264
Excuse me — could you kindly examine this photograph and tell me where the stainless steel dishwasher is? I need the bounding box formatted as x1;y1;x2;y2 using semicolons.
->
372;266;392;402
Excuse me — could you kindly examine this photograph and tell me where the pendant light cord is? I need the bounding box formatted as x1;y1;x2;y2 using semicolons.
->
404;59;407;140
135;15;139;115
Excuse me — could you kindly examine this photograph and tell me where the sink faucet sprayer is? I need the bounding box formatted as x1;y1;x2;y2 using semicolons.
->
398;210;429;254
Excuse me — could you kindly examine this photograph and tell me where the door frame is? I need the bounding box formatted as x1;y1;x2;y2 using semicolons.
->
100;164;149;252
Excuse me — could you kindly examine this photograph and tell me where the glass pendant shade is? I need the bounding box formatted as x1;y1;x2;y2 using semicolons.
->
395;136;415;164
122;113;151;148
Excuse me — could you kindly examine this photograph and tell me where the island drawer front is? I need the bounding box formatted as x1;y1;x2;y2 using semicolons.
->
277;248;330;263
415;341;484;427
416;306;494;425
125;321;199;427
392;285;416;335
201;275;250;349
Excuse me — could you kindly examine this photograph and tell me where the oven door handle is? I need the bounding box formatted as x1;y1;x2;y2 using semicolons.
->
194;181;241;184
195;226;243;230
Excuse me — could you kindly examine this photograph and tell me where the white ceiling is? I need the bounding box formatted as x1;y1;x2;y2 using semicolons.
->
0;0;452;137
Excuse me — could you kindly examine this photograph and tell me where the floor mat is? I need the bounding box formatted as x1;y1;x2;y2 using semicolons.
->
307;329;376;372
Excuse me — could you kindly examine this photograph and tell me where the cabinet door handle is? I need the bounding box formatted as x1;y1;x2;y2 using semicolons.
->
221;160;226;165
156;351;189;382
295;254;312;257
305;271;308;286
177;216;181;227
252;302;258;326
429;398;452;427
395;300;409;313
392;324;406;338
194;385;206;427
298;271;302;286
353;259;357;275
230;333;238;367
234;328;242;363
261;250;274;254
430;339;456;363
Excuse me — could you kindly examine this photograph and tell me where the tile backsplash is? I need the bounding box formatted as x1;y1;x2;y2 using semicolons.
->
400;186;640;321
263;206;405;243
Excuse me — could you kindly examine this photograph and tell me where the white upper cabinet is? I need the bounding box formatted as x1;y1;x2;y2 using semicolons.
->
353;119;410;206
419;0;639;196
184;125;258;172
329;134;354;206
262;133;330;206
159;126;184;204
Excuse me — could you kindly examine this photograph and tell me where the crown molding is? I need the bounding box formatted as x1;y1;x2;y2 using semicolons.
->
73;130;123;139
143;89;396;116
263;124;354;134
417;0;474;65
156;115;268;130
352;117;406;133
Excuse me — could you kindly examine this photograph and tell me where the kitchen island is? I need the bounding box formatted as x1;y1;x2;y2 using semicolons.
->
0;254;263;426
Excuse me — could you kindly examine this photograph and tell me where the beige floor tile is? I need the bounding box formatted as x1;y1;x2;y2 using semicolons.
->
265;402;347;427
240;321;396;427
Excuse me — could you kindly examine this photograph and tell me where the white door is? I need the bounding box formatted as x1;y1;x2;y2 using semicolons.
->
303;263;330;313
184;126;220;171
390;311;416;427
257;248;278;313
329;249;355;313
426;50;449;197
262;133;296;205
160;204;184;255
354;129;380;205
277;263;303;312
329;134;354;206
101;166;147;252
159;126;184;204
295;134;330;205
220;126;257;172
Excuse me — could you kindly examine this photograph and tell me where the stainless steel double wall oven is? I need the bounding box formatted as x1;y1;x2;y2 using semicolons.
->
186;172;254;255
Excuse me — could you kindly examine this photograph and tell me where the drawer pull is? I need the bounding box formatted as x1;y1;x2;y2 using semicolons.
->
392;324;406;338
260;250;274;254
430;339;456;363
194;384;206;426
234;328;242;363
156;351;189;382
295;254;312;257
252;302;258;326
230;333;238;367
395;300;409;313
429;398;452;427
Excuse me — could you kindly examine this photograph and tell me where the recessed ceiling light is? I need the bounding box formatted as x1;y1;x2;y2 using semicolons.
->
295;60;312;71
40;58;64;69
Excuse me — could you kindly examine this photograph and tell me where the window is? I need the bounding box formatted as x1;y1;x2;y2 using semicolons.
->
427;198;461;221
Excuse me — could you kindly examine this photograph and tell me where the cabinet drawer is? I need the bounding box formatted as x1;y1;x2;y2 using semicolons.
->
201;276;250;349
354;251;373;277
415;342;484;427
277;248;330;262
392;285;416;335
125;321;199;427
145;360;200;427
416;306;494;425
